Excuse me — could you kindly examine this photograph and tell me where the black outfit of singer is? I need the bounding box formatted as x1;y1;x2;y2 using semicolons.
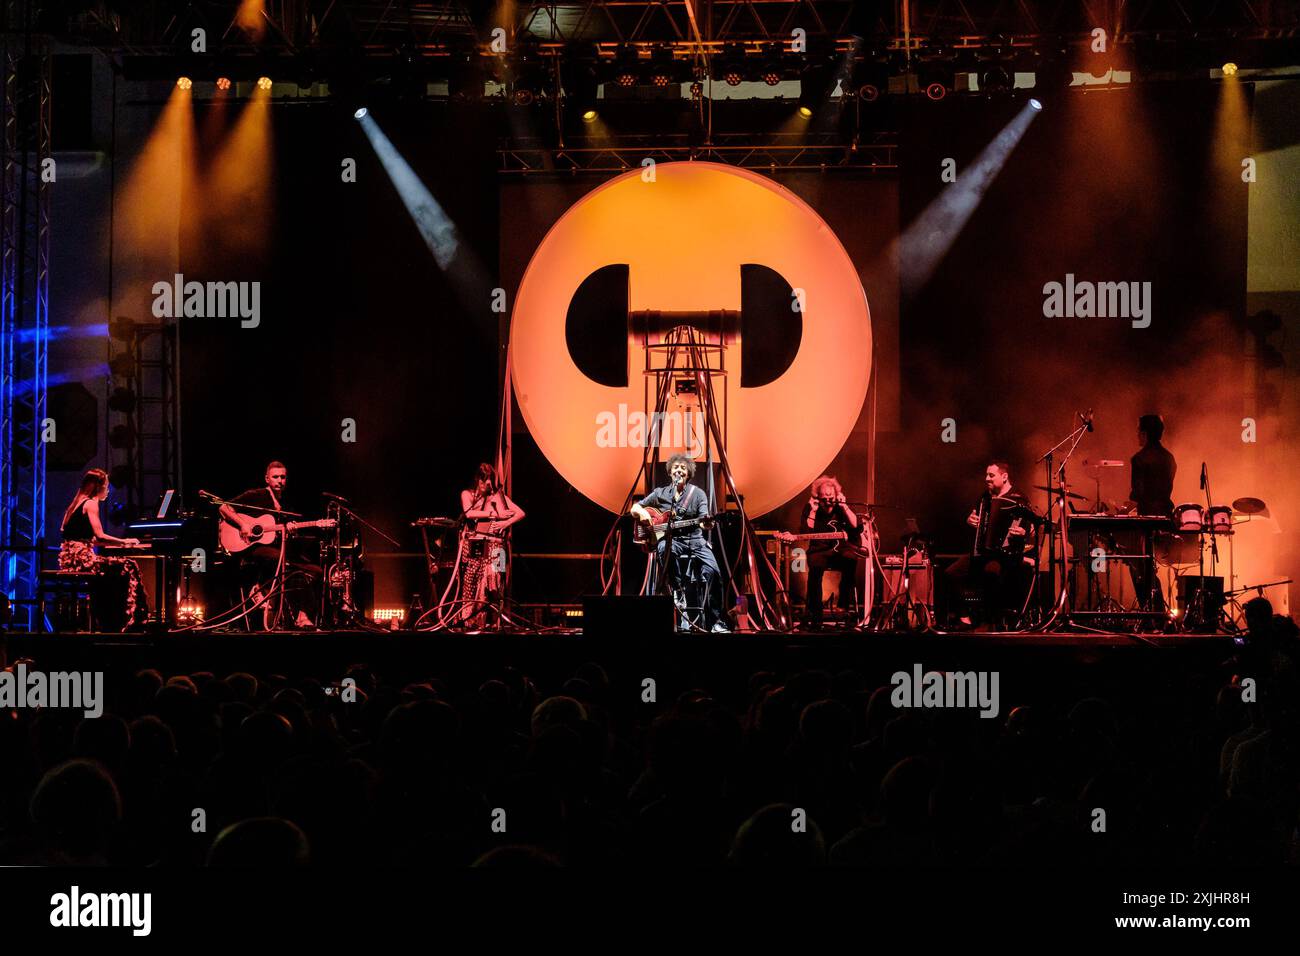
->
945;490;1033;627
638;482;723;631
1128;440;1177;610
797;501;861;627
228;487;322;621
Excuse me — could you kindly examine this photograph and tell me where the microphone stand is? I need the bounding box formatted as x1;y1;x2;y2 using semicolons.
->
199;490;302;521
664;482;688;631
1035;416;1092;630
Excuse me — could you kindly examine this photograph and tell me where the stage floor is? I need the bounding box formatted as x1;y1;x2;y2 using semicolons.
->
1;626;1240;680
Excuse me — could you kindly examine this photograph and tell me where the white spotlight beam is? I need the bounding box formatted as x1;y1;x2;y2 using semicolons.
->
355;110;491;305
896;99;1041;297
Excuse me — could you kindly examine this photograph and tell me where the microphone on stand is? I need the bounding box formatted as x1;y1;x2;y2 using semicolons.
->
1077;409;1094;432
1200;462;1208;491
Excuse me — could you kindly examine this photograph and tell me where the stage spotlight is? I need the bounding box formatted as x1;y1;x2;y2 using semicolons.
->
354;107;491;301
353;106;368;119
980;65;1012;96
107;387;137;414
719;43;746;87
582;109;598;123
563;60;599;117
1222;62;1238;76
513;87;536;105
796;61;834;116
109;315;135;342
109;354;135;378
648;47;676;88
257;76;272;90
216;76;232;91
613;46;639;87
1029;98;1043;111
176;76;192;90
854;57;890;103
895;97;1041;296
918;64;950;100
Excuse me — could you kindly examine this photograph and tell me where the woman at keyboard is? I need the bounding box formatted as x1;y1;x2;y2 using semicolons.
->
58;467;147;630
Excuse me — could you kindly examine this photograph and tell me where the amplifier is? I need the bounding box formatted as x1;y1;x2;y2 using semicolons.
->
881;556;934;606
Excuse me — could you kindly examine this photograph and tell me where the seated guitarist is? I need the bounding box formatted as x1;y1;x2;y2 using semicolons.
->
219;460;321;629
629;453;726;633
799;475;861;629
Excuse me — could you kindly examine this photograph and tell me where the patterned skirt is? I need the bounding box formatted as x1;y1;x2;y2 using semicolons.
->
58;540;147;631
458;534;506;628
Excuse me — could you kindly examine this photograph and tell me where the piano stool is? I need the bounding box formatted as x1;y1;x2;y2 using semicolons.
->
37;570;99;632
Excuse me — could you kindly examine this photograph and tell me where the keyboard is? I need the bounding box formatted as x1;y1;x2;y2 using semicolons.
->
1067;515;1173;532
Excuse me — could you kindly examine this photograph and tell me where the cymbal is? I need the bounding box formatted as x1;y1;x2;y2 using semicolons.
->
1232;496;1267;515
1033;485;1088;501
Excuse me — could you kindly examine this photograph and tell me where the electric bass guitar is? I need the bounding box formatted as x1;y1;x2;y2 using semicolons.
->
632;507;715;552
775;513;863;554
219;511;337;555
774;530;850;546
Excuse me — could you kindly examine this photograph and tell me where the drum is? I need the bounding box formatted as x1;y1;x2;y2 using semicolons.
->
1207;505;1234;535
1174;503;1204;533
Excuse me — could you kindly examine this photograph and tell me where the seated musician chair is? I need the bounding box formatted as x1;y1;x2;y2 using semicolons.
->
38;570;98;632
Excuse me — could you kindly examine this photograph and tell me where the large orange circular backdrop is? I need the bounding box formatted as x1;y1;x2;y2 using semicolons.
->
510;161;872;517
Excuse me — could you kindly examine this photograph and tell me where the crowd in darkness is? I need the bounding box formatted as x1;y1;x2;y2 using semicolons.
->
0;601;1296;867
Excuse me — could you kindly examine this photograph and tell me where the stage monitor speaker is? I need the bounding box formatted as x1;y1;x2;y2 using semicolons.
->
582;595;673;637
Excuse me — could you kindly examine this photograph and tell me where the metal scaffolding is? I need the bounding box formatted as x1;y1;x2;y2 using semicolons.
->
0;0;51;630
57;1;1300;53
499;129;898;172
108;320;183;515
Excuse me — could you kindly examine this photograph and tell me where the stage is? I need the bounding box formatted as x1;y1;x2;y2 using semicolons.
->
0;1;1296;902
1;627;1241;707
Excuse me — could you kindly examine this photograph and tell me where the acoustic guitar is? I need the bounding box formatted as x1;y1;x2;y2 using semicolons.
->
632;507;715;552
219;510;336;554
